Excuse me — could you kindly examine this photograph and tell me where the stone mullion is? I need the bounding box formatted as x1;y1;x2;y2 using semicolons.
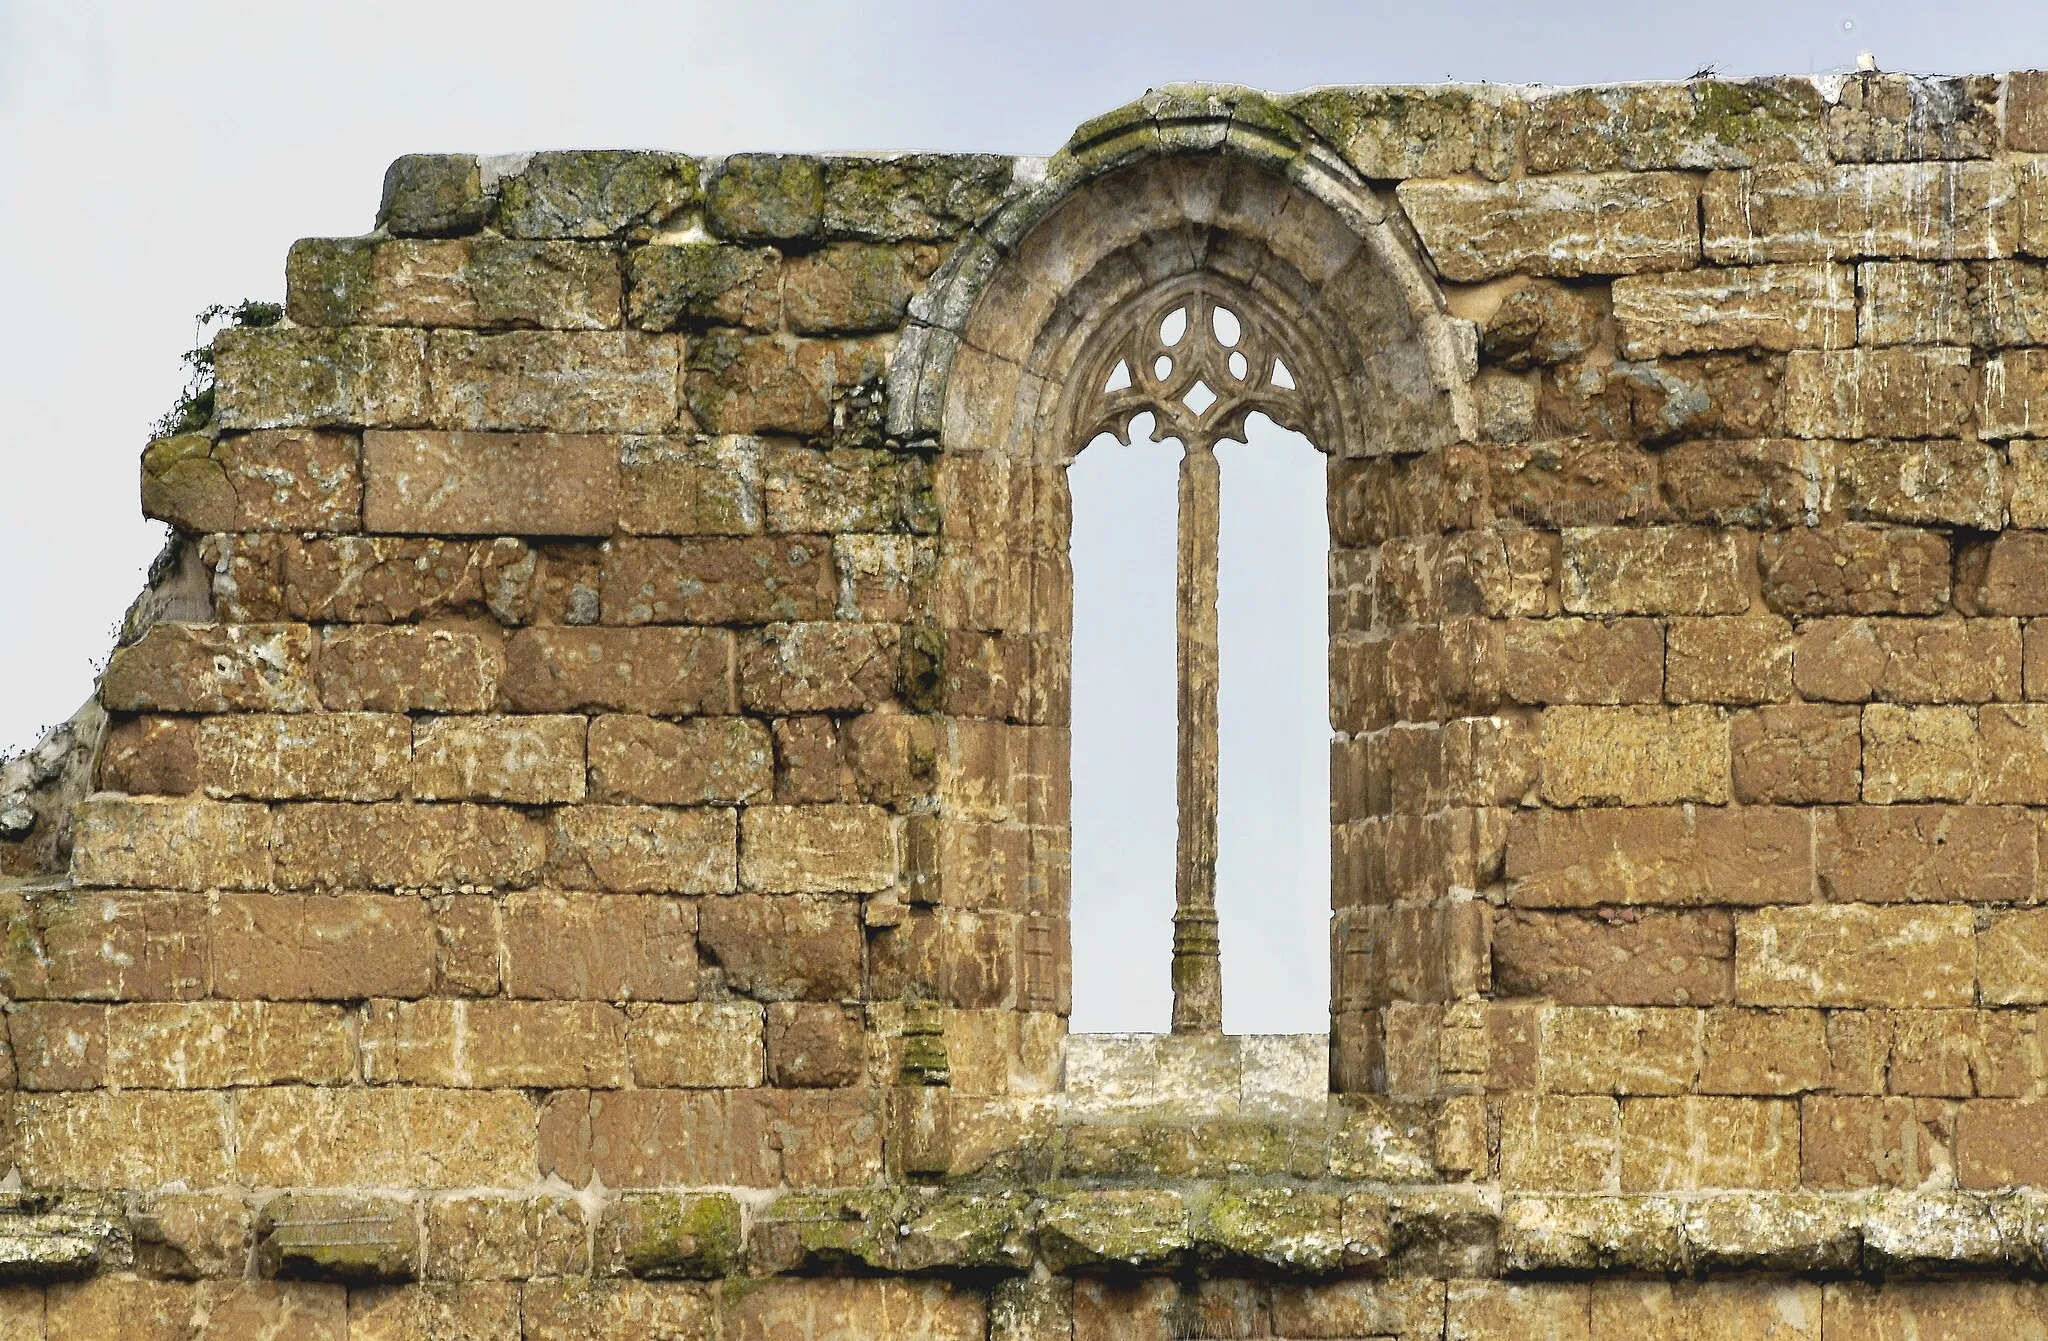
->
1171;438;1224;1035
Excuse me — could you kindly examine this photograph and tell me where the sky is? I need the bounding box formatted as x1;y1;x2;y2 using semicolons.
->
3;0;2045;1032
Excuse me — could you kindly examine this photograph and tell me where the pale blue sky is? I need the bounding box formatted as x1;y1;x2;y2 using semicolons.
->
3;0;2044;1031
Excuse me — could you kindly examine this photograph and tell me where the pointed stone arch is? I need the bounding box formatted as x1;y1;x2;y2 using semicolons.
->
898;86;1479;1093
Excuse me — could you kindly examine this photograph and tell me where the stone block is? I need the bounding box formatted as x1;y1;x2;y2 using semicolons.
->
98;715;200;797
1506;805;1812;908
1837;439;2004;529
822;153;1016;241
1819;804;2037;905
1489;439;1658;527
1958;1098;2048;1187
280;536;494;623
1794;617;2020;704
1287;83;1519;180
739;804;896;894
1704;162;2019;263
1493;908;1733;1006
1859;261;1972;346
316;625;501;713
601;536;836;625
143;428;362;534
627;243;782;331
378;153;486;237
1758;525;1951;616
1561;527;1750;615
765;1001;865;1087
1971;260;2048;348
1827;73;2000;162
424;331;680;434
286;237;623;330
587;714;772;805
1481;282;1605;370
273;801;548;891
594;1191;742;1279
1974;703;2048;802
1658;438;1829;528
214;327;428;430
502;891;698;1001
102;622;318;713
698;893;862;1001
361;430;620;536
708;154;824;241
348;1283;522;1341
1666;617;1794;704
619;435;763;536
257;1193;418;1283
1979;533;2048;615
1800;1095;1955;1188
196;712;410;802
104;1001;354;1088
1980;909;2048;1005
1736;905;1976;1008
1493;618;1663;705
0;890;207;1002
1396;173;1700;281
1861;704;1978;803
495;151;700;239
502;627;734;715
739;622;900;713
409;714;585;804
235;1088;538;1188
1698;1007;1829;1095
214;892;435;1000
1539;1005;1701;1096
1539;705;1731;806
1620;1096;1799;1190
361;998;630;1088
686;334;889;436
764;444;937;534
626;1001;765;1088
1784;347;1974;440
422;1195;588;1281
1822;1282;2048;1341
1611;262;1853;357
783;243;929;335
1730;704;1862;804
1522;79;1827;173
1446;1279;1591;1340
548;805;737;894
15;1091;232;1190
1982;349;2048;439
69;795;273;891
10;1002;105;1089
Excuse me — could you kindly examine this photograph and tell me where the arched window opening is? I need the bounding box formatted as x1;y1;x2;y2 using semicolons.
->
1066;283;1331;1036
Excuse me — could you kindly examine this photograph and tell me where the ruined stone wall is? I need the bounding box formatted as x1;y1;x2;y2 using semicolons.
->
2;69;2048;1340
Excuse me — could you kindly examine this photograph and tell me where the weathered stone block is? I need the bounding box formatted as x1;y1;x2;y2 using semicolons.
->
1793;617;2021;703
411;714;586;804
1859;261;1972;346
0;890;207;1001
1539;705;1730;805
215;893;435;999
739;622;899;713
362;430;620;536
1667;617;1794;704
102;623;318;713
361;998;629;1088
1827;73;2000;162
1539;1005;1701;1096
1397;173;1700;281
587;714;772;805
1802;1096;1956;1188
822;153;1016;241
257;1193;418;1283
281;536;493;623
1492;908;1732;1006
15;1092;233;1190
70;795;273;891
378;153;486;237
1446;1279;1591;1340
547;805;737;894
739;805;895;894
627;243;782;331
783;244;929;335
1736;905;1976;1008
1507;805;1812;908
1784;347;1974;440
103;1001;353;1088
708;155;825;242
601;535;835;625
502;891;698;1001
619;435;763;536
1837;439;2004;529
1862;704;1979;803
1730;704;1862;804
502;627;734;715
235;1088;538;1187
1522;79;1827;173
272;802;548;890
197;712;410;802
496;151;700;239
1758;525;1951;616
765;443;936;534
1620;1096;1799;1191
1480;282;1605;370
1611;262;1853;357
214;327;428;430
1980;909;2048;1005
1819;804;2037;905
143;429;362;534
422;1195;588;1281
1658;438;1828;528
1698;1007;1829;1095
315;625;501;713
1982;349;2048;440
424;331;680;434
626;1001;765;1087
98;715;200;796
1494;617;1663;705
698;893;862;1000
286;237;623;330
1704;162;2019;263
1562;526;1750;615
765;1001;865;1087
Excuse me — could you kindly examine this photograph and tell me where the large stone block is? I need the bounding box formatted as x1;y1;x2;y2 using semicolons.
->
102;623;318;714
1981;349;2048;440
1698;1007;1829;1095
361;430;621;536
197;712;411;802
1703;162;2020;263
1611;262;1853;357
1520;79;1826;173
103;1001;353;1088
495;151;700;239
70;796;274;891
361;998;630;1088
601;536;836;625
587;714;773;805
1861;704;1978;804
1800;1096;1955;1188
1730;704;1862;804
1818;805;2037;905
214;327;428;430
822;153;1015;241
1736;905;1976;1008
422;1195;589;1281
1397;173;1700;281
1538;1005;1702;1096
547;805;737;894
424;331;681;433
764;444;937;534
1827;73;2000;162
315;625;502;714
783;243;931;335
502;891;698;1001
1492;908;1733;1006
738;804;897;894
0;890;207;1001
143;428;362;534
286;237;623;329
235;1087;538;1187
739;622;900;713
1506;805;1812;908
619;435;764;536
1620;1096;1799;1190
279;536;494;623
1667;617;1794;704
1539;705;1731;806
626;1001;765;1088
698;893;862;1000
98;715;200;796
627;243;782;332
378;153;487;237
214;892;435;1000
1561;527;1750;615
1837;438;2004;529
15;1091;233;1190
502;627;734;715
1758;525;1951;616
1784;347;1974;439
1793;617;2021;704
1979;908;2048;1005
707;154;825;242
1859;261;1973;346
272;802;548;890
410;714;585;804
1493;618;1663;705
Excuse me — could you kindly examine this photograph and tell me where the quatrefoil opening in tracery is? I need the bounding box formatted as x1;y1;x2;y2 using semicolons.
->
1080;287;1310;453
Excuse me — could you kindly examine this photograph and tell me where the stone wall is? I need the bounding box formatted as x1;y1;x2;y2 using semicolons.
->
1;69;2048;1339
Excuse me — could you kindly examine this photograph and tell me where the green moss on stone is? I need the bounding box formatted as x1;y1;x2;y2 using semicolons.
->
821;155;1014;242
707;155;824;243
612;1192;742;1279
377;154;487;237
497;151;701;240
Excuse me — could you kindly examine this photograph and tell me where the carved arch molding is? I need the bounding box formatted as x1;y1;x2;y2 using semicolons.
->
895;104;1473;1062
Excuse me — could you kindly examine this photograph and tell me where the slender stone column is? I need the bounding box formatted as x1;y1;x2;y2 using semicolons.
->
1172;438;1223;1035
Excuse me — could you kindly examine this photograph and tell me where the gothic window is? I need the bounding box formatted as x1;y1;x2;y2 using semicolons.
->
1068;278;1327;1036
